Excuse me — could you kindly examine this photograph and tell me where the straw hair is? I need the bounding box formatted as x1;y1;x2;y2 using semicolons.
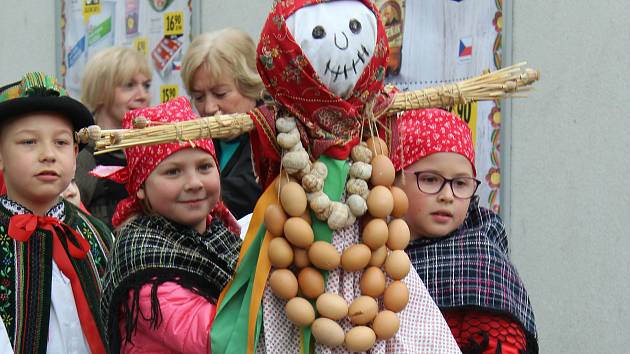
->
80;47;152;114
181;28;264;101
79;63;539;154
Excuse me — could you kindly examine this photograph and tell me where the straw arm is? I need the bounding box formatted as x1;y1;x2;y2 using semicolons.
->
386;64;539;113
77;112;254;155
77;63;539;153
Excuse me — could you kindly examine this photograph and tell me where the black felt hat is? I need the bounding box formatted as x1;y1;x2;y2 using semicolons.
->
0;72;94;134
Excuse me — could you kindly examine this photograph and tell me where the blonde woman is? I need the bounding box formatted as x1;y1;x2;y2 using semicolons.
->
76;46;152;228
181;28;263;219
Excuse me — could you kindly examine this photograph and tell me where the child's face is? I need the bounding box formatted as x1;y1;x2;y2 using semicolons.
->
396;152;475;239
137;148;220;234
0;113;78;213
107;73;151;124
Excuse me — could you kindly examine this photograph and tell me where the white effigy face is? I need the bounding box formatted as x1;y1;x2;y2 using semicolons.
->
286;1;377;98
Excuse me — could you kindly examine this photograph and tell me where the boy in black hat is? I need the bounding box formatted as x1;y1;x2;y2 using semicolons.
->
0;72;112;354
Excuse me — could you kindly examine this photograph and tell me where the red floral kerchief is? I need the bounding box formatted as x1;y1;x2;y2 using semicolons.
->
391;108;476;176
91;97;239;234
256;0;391;159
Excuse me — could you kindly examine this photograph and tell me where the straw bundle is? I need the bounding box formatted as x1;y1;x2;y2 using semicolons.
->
80;113;253;154
78;62;539;154
387;62;539;113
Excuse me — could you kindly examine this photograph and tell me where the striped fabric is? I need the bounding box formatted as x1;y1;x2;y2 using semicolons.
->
406;198;538;349
0;197;112;354
101;215;241;353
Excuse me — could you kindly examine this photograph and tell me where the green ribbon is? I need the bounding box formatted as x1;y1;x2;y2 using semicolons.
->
302;156;349;353
210;225;265;354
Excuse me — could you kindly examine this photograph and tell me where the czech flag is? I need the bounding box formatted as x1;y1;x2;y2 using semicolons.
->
459;37;473;58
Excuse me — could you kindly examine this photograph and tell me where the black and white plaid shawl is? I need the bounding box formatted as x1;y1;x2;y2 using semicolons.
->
406;198;537;347
100;215;242;353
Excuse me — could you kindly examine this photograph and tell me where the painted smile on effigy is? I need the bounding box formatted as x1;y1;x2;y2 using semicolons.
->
324;44;371;82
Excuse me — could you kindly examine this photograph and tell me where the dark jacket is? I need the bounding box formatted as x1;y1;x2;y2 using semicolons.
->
75;144;128;229
214;133;262;219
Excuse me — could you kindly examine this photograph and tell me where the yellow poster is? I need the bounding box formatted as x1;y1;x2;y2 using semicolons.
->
451;101;478;148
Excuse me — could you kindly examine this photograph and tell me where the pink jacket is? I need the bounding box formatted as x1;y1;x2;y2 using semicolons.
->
120;281;216;354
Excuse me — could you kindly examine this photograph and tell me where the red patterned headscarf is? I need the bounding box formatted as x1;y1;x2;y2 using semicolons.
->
391;108;476;176
92;97;239;233
256;0;390;159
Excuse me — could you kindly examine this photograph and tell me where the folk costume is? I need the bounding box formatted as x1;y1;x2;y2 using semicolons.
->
97;97;241;354
212;1;460;353
391;109;538;354
0;72;113;354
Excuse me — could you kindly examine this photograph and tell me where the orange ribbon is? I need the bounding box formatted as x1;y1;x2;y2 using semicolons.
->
8;214;106;354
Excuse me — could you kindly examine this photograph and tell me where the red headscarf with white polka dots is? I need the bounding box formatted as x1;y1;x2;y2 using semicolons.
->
391;108;476;176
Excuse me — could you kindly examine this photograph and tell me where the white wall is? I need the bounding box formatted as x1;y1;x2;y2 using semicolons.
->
509;1;630;353
199;0;272;39
0;0;56;84
1;1;628;353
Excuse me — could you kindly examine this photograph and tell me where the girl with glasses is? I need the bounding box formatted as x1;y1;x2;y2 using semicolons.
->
392;108;538;354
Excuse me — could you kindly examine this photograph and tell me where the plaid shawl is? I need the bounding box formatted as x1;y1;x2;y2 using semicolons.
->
101;215;241;353
406;198;538;349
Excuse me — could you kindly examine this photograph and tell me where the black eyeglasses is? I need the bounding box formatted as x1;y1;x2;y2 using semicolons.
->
410;171;480;199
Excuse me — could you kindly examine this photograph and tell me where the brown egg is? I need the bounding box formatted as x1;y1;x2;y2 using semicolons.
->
362;218;389;250
298;267;325;299
316;292;348;320
308;241;340;271
344;326;376;352
341;244;372;272
365;136;389;157
285;297;315;327
387;219;411;250
384;250;410;280
280;181;307;217
359;266;386;297
264;203;287;237
348;296;378;325
366;186;394;218
284;217;314;248
383;281;409;312
372;310;400;340
369;246;388;267
311;318;345;347
269;269;298;300
370;155;395;187
268;237;294;268
390;186;409;218
293;247;311;268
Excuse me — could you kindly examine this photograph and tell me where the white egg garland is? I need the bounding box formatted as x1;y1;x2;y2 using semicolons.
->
266;116;413;351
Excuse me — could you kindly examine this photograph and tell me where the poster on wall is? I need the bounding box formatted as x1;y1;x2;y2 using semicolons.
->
60;0;192;106
375;0;504;213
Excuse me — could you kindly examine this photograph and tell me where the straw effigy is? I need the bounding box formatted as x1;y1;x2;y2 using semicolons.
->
77;62;539;154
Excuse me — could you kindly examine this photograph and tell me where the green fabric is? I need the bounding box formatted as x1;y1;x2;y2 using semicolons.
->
218;139;240;170
302;156;349;354
211;225;266;354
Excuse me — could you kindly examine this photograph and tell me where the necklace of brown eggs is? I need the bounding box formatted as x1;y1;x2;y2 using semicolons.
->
264;116;412;352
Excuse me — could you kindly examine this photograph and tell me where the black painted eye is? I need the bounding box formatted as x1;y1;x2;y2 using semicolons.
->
312;25;326;39
349;19;361;34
